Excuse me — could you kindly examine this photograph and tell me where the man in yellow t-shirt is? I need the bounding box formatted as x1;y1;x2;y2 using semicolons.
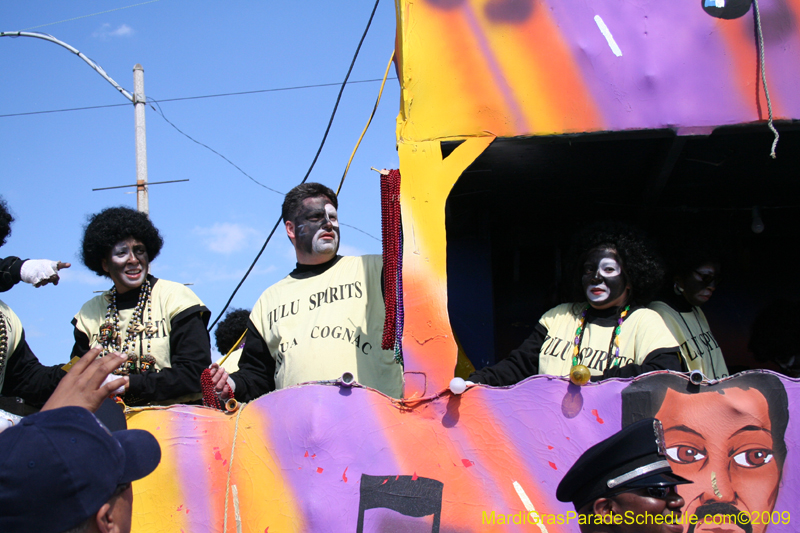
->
209;183;403;400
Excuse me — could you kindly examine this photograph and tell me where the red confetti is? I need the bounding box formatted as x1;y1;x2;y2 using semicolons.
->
311;454;316;459
214;451;223;461
177;505;183;511
342;467;348;483
186;509;190;514
548;461;557;470
265;528;269;532
547;445;554;450
591;409;605;424
222;460;227;466
395;475;399;480
412;472;418;480
316;467;323;474
461;459;474;468
381;479;388;485
304;451;309;458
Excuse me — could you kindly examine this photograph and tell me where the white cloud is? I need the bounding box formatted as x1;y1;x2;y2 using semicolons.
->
92;23;134;40
194;223;262;254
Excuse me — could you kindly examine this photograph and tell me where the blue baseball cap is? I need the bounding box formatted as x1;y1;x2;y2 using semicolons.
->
0;406;161;533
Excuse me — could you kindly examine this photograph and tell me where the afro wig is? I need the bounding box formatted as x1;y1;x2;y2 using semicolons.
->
81;206;164;277
214;308;251;354
0;196;14;248
569;221;664;306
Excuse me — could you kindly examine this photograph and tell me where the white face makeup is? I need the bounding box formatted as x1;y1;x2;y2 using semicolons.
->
581;248;629;309
292;197;340;261
310;203;339;255
585;257;623;303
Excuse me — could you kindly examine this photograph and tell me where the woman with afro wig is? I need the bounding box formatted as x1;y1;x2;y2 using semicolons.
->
71;206;212;405
469;222;684;386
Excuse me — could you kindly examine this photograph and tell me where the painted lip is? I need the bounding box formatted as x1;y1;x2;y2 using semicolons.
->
318;231;336;240
124;269;143;280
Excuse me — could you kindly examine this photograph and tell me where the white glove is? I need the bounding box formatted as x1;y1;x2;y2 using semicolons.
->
20;260;59;286
101;373;127;396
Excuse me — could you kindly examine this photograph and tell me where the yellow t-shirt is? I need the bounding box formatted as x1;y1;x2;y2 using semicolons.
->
0;299;23;392
73;278;207;403
538;304;680;377
649;301;728;379
250;255;403;398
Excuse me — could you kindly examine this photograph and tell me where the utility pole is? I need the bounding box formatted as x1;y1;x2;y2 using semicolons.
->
133;64;149;216
2;32;186;214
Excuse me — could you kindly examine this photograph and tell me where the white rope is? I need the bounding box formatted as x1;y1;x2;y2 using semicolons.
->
223;405;244;532
753;0;779;158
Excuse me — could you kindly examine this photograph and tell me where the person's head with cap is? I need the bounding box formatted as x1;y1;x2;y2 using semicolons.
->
0;406;161;533
557;418;690;532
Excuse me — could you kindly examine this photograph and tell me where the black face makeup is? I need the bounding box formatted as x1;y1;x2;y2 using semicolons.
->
292;196;339;258
677;262;720;307
581;248;628;309
102;237;149;294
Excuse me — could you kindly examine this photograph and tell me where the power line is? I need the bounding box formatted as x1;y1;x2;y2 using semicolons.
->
147;97;284;195
0;77;397;118
207;0;383;332
20;0;163;31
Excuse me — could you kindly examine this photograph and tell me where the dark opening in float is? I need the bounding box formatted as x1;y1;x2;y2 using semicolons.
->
445;123;800;375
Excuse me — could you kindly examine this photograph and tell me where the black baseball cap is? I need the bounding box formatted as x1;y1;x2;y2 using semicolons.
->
0;406;161;533
557;418;690;510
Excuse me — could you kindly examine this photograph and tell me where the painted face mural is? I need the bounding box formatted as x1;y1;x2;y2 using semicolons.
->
293;197;339;258
655;387;781;533
678;263;720;307
582;248;628;309
102;237;149;294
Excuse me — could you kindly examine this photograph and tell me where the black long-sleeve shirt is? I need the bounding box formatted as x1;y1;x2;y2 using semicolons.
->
1;329;66;407
0;256;24;293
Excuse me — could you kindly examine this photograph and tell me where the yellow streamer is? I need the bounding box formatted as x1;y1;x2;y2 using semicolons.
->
337;50;396;195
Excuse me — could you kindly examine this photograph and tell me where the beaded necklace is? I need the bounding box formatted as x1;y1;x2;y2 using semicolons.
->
569;304;631;385
0;310;8;377
98;277;157;375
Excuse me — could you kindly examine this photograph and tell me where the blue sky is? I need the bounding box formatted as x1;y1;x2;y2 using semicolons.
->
1;1;400;365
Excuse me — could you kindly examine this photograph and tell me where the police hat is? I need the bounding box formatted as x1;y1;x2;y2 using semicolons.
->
0;406;161;533
556;418;690;510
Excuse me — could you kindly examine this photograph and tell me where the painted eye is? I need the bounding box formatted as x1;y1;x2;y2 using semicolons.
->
666;445;706;464
733;449;773;468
